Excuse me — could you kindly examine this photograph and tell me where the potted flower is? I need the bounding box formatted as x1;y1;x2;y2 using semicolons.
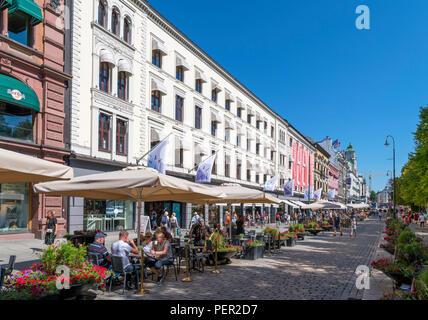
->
243;240;265;260
306;222;323;236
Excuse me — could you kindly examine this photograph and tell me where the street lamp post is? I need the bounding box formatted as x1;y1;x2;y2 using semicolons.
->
385;136;396;218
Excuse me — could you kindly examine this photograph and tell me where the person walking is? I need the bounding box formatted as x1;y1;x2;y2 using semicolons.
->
419;213;425;228
151;210;158;231
350;217;357;238
333;212;342;237
170;212;179;237
44;210;58;245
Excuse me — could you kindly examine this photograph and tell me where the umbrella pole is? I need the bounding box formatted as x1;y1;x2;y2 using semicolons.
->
135;198;149;295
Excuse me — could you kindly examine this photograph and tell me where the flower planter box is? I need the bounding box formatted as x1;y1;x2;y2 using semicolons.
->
384;272;413;287
381;246;395;255
322;226;333;231
243;246;264;260
286;238;297;247
59;283;97;300
306;229;322;236
297;233;305;240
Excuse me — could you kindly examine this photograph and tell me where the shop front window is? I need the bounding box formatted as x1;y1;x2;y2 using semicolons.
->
84;199;133;232
0;101;34;142
0;183;30;234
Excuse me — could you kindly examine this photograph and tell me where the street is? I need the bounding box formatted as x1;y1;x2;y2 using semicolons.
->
98;217;383;300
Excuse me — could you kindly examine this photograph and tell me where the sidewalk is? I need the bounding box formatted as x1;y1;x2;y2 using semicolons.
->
362;218;394;300
409;222;428;246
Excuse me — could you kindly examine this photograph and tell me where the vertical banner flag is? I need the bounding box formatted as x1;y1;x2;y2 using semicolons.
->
304;186;314;200
314;188;322;200
264;174;279;192
328;189;336;200
284;179;294;197
147;137;169;174
195;153;217;183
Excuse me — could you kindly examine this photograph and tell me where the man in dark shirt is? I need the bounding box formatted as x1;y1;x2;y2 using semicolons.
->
333;213;342;237
189;218;211;246
88;232;111;268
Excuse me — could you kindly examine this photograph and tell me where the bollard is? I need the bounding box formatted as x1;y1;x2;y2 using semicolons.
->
267;234;271;256
211;249;221;274
181;244;192;282
135;248;149;295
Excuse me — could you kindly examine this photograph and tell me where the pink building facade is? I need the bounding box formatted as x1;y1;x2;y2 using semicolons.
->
0;0;70;239
289;132;315;195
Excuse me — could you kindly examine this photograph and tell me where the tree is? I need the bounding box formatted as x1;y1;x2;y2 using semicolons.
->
370;190;378;202
395;107;428;207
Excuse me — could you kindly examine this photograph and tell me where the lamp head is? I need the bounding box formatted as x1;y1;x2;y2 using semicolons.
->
384;137;389;147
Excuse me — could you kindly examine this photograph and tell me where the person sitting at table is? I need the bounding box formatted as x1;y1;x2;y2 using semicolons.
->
111;230;141;289
150;233;174;285
88;232;111;268
160;226;173;242
142;232;156;272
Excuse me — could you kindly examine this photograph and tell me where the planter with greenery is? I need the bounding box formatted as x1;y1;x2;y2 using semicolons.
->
243;240;265;260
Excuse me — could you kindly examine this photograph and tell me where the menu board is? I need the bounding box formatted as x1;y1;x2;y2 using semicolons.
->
140;215;151;234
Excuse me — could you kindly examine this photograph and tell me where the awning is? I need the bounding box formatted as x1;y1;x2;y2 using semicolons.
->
211;109;222;123
176;55;190;70
236;126;245;136
9;0;43;27
195;69;207;83
289;200;308;208
0;147;73;183
100;49;115;65
118;59;132;75
256;112;262;122
212;82;222;92
224;118;234;130
152;38;168;55
247;106;255;116
246;159;254;170
0;74;40;112
225;91;235;102
281;199;298;208
0;0;13;10
247;131;255;141
151;78;167;95
236;99;244;110
270;143;276;152
195;144;209;156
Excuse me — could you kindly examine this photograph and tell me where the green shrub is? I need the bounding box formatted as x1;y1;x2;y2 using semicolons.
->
398;229;417;245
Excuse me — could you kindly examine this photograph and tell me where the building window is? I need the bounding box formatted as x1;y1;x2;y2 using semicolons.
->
264;121;267;132
289;137;293;147
225;129;230;143
224;158;230;178
289;160;292;170
152;50;162;68
195;79;202;93
176;66;184;82
175;95;184;122
98;1;107;27
195;106;202;129
116;119;127;155
123;18;131;43
236;162;241;180
111;8;120;36
117;72;128;101
247;139;250;152
211;90;217;103
211;121;217;137
98;113;111;152
256;121;260;130
256;174;259;184
99;62;110;93
8;11;33;47
0;182;31;234
225;100;231;111
0;102;35;142
247;114;251;124
236;135;241;147
247;169;251;182
256;143;260;155
84;199;133;232
271;150;274;161
151;91;161;112
175;137;184;168
271;126;274;138
212;150;217;174
237;108;241;118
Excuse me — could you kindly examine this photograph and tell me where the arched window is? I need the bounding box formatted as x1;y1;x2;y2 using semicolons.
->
99;62;110;93
111;8;119;36
98;1;107;28
123;17;131;44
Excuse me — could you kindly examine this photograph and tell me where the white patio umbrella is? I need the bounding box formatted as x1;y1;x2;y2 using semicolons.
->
34;166;226;245
192;183;280;238
0;147;73;183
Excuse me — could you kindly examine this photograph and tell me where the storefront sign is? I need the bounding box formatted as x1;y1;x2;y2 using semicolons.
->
7;89;25;101
140;215;151;234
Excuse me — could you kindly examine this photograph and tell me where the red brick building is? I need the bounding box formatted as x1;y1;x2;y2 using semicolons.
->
0;0;70;239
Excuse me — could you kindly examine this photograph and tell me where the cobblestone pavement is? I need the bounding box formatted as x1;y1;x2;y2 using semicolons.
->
98;217;383;300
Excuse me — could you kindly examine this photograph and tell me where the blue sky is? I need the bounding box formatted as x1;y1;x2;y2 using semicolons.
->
149;0;426;192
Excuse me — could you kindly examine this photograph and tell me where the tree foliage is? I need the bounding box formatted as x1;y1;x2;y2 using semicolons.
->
395;107;428;207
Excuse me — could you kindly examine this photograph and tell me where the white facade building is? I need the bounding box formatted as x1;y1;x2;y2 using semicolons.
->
66;0;315;231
